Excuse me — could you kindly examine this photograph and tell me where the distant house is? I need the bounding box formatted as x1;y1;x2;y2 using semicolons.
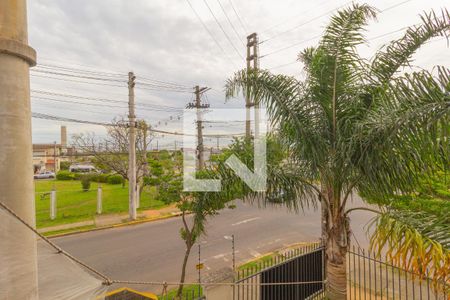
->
32;126;73;173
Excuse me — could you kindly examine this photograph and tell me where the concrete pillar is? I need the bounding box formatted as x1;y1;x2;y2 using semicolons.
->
0;0;38;298
97;185;102;214
50;189;56;220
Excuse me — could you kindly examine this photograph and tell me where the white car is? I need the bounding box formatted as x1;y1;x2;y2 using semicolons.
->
34;171;55;179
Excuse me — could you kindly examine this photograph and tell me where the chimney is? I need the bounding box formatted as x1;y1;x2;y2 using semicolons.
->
61;126;67;148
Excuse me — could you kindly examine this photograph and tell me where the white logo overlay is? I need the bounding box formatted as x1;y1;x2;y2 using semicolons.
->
183;108;267;192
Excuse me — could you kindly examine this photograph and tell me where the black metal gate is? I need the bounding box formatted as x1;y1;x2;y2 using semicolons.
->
260;248;324;300
235;243;324;300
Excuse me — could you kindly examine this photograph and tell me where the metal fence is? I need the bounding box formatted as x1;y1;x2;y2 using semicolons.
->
156;244;449;300
347;246;449;300
235;242;324;300
234;243;449;300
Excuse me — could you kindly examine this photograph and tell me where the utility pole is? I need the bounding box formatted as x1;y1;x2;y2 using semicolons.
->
128;72;137;220
188;86;210;171
0;0;38;298
54;141;57;172
246;33;259;138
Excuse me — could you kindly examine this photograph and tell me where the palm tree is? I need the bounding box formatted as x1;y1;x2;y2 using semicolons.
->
224;4;449;299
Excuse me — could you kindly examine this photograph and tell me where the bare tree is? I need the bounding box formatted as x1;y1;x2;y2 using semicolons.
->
72;118;151;185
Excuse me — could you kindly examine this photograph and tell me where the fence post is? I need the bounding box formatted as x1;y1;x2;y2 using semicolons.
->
50;188;56;220
97;184;102;214
136;185;140;209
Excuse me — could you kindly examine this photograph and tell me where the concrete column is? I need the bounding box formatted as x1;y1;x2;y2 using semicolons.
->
0;0;38;298
97;185;102;214
50;189;56;220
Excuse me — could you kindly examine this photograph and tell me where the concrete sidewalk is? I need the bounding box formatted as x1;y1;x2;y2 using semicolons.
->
37;205;180;234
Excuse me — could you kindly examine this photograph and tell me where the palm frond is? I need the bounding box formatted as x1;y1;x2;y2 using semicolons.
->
371;9;450;84
354;67;450;197
212;137;320;212
370;209;450;283
318;3;377;147
225;69;329;171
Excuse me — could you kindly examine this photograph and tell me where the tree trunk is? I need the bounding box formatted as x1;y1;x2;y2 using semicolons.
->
176;242;193;299
325;212;348;300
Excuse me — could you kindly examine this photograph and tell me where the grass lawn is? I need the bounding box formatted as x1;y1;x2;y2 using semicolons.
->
35;179;165;228
159;284;202;300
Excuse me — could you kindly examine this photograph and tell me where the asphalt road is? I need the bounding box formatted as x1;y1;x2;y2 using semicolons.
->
54;196;375;290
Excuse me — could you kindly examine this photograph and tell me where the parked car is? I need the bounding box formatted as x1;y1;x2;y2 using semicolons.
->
34;171;55;179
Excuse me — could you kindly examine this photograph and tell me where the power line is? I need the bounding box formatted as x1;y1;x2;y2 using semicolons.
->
260;1;352;44
202;0;244;60
31;90;186;111
380;0;413;13
185;0;237;65
32;102;119;116
30;69;126;83
260;34;321;59
36;63;195;91
260;0;415;57
259;0;334;35
268;60;298;71
135;81;192;92
32;112;245;137
36;64;126;79
31;74;126;88
227;0;248;35
31;96;183;113
215;0;245;46
266;20;429;71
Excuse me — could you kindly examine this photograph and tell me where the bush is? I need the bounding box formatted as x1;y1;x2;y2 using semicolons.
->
107;174;124;185
56;171;74;180
81;176;91;191
90;173;109;183
59;161;71;170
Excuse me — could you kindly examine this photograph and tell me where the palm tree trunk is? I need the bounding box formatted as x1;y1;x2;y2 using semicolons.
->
325;212;348;300
176;241;193;299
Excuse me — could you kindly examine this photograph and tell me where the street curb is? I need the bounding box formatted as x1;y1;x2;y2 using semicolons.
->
237;241;318;268
47;211;183;239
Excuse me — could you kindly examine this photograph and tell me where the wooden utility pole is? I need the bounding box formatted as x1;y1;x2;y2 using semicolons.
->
188;86;210;171
195;86;205;171
246;33;259;138
128;72;137;220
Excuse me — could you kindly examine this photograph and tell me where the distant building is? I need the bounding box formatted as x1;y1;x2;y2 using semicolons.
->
32;126;73;173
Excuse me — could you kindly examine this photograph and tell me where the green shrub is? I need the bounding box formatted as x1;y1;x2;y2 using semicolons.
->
59;161;71;170
56;171;74;181
90;173;109;183
107;174;124;185
81;176;91;191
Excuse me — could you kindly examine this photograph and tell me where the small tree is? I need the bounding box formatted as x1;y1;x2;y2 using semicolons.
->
81;175;91;192
144;151;235;299
174;171;236;299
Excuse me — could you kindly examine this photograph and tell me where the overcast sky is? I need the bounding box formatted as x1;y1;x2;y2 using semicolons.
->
28;0;450;149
